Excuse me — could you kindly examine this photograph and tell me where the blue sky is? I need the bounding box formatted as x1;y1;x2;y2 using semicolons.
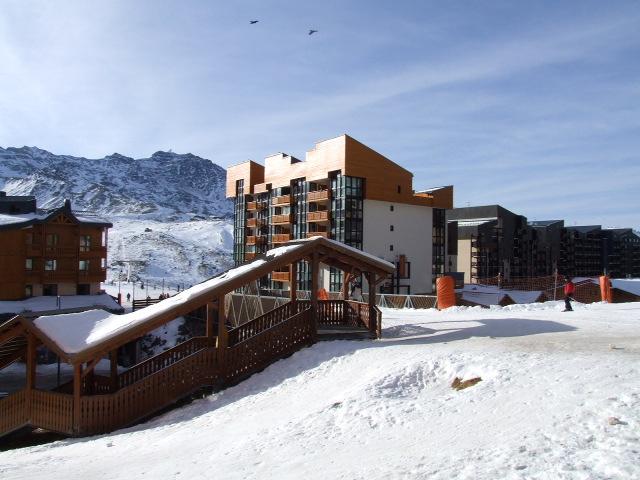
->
1;1;639;228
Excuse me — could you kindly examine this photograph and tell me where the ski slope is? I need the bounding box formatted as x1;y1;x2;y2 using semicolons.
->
1;301;639;479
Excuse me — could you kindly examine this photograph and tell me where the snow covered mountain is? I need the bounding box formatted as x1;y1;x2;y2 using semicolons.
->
0;146;234;286
0;146;232;219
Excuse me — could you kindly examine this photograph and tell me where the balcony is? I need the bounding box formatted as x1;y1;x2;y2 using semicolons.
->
246;235;266;245
245;252;257;261
272;195;291;205
307;231;328;238
308;190;329;202
271;271;290;282
307;211;330;222
79;246;107;258
43;270;77;281
246;218;262;228
271;214;292;225
272;234;291;244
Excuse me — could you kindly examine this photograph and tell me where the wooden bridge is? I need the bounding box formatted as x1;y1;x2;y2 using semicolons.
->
0;238;392;439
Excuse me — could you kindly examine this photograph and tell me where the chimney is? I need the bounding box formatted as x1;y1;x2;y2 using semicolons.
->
64;199;72;210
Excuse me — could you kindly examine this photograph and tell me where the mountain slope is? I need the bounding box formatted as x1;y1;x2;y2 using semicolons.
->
0;146;232;219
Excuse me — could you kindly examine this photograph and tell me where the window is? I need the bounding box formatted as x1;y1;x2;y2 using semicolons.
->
397;185;401;194
46;233;58;246
101;258;107;269
25;258;33;270
80;235;91;252
25;285;33;297
101;229;107;247
390;205;394;212
390;244;394;252
390;225;394;232
44;259;57;271
79;260;90;271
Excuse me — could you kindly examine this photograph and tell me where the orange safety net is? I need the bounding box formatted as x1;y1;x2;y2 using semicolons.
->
436;276;456;310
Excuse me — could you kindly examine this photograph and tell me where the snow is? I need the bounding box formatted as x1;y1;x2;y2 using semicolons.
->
458;284;543;306
0;294;121;315
3;301;639;479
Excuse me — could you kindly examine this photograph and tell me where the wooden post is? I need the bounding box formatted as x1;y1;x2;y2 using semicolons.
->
206;302;217;345
367;272;379;338
109;350;118;392
26;332;37;420
289;261;297;309
73;363;82;435
217;295;228;378
342;270;352;301
311;252;319;339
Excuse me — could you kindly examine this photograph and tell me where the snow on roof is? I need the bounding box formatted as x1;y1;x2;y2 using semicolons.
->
461;291;508;306
611;279;640;297
456;218;497;227
33;238;393;357
458;284;543;305
0;212;40;226
0;293;121;315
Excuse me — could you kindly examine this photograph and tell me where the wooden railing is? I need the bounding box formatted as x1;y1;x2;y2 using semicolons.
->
246;235;266;245
118;336;211;389
225;307;314;384
245;252;257;261
272;195;290;205
307;231;328;238
272;234;291;243
272;214;292;224
79;347;218;436
0;389;28;436
307;211;330;222
271;271;290;282
31;390;73;434
132;298;164;311
228;302;296;346
246;218;262;228
307;190;329;202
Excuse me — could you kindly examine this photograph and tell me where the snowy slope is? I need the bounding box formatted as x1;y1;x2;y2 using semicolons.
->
1;301;638;479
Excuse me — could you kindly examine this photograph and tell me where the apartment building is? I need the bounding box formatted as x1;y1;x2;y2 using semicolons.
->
449;203;640;282
0;192;112;300
226;135;453;294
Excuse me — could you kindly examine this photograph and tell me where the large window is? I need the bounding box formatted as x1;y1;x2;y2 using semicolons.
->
432;208;446;287
233;179;246;265
45;259;57;271
80;235;91;252
25;258;33;270
46;233;58;246
79;260;90;271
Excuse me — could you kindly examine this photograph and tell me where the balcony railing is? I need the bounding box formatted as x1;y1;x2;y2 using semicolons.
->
271;271;290;282
307;211;330;222
44;247;78;256
308;190;329;202
246;218;262;228
245;252;257;261
246;235;266;245
272;195;291;205
271;214;292;225
307;231;328;238
272;234;291;244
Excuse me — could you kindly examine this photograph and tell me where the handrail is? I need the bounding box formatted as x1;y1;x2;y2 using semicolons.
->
118;336;211;389
230;306;312;347
228;302;295;346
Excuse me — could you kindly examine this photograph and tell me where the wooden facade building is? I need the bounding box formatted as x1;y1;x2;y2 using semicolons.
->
0;193;112;300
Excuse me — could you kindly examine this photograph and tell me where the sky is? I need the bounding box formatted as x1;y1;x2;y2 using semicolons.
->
0;1;639;229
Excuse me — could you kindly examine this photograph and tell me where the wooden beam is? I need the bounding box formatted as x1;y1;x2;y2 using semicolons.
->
0;322;26;346
206;302;216;342
342;270;353;300
110;350;118;392
81;357;102;379
289;261;297;304
367;272;379;337
73;363;82;434
311;251;319;337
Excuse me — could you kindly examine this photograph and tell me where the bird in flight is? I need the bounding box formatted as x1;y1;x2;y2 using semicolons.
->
250;20;259;24
308;29;318;35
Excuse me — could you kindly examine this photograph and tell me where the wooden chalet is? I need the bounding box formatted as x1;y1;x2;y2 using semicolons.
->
0;237;393;439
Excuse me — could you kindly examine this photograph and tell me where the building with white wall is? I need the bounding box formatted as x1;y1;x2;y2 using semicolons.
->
226;134;453;294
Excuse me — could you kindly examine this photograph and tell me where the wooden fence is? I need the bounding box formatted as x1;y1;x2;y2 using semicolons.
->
0;300;373;439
